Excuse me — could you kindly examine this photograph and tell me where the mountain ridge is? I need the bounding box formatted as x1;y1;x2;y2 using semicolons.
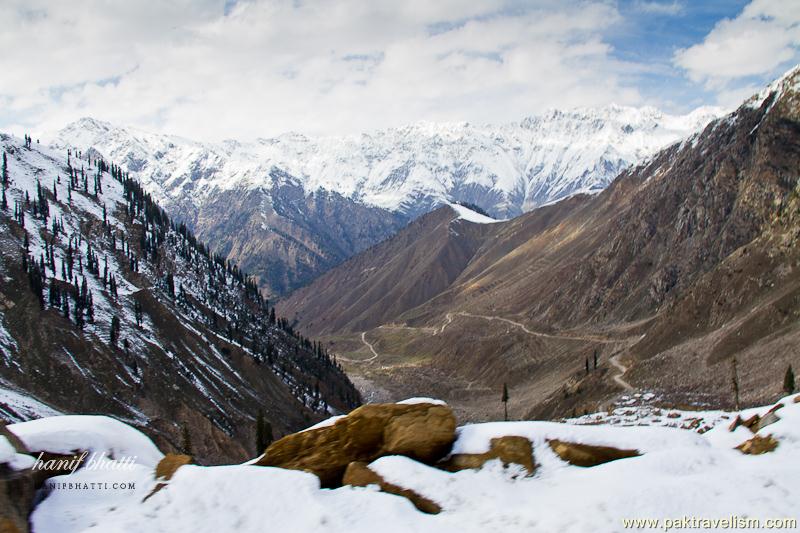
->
0;133;360;464
48;104;720;296
278;65;800;420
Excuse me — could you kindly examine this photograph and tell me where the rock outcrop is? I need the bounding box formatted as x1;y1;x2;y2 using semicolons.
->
155;454;193;481
439;436;535;476
0;425;34;533
144;454;194;502
256;402;456;487
343;461;441;514
548;439;640;467
736;435;779;455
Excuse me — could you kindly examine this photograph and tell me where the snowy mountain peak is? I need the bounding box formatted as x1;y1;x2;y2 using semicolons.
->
50;104;721;220
746;63;800;110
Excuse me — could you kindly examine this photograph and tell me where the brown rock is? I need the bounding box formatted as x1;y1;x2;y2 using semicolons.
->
736;434;779;455
343;461;441;514
729;413;764;434
0;425;35;533
767;403;785;414
439;436;535;476
0;427;28;456
0;517;21;533
256;403;456;487
548;439;640;467
144;454;193;502
155;454;193;481
741;414;761;432
755;411;781;433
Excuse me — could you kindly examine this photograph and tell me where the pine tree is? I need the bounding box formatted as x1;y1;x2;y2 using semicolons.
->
501;383;509;422
731;357;740;411
585;357;589;374
110;315;121;346
255;409;273;454
180;426;193;456
593;350;598;370
784;365;796;395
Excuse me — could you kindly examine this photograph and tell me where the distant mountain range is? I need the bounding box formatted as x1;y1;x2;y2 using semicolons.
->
279;65;800;420
48;105;719;296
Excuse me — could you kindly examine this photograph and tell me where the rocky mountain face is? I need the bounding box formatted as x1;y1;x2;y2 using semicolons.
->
0;134;360;464
279;67;800;420
49;105;717;296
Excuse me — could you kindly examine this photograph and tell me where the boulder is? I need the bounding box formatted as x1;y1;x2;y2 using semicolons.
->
439;436;535;476
755;411;781;433
256;402;456;487
548;439;640;467
736;434;779;455
155;454;193;481
343;461;441;514
767;403;785;414
144;453;194;502
729;404;784;434
0;426;35;533
0;427;27;456
741;414;761;432
0;467;34;533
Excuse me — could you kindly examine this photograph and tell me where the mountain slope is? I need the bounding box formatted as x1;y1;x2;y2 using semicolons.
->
49;105;717;295
0;133;360;464
279;66;800;419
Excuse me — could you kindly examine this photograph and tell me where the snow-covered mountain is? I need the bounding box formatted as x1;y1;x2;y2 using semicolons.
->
0;132;359;463
47;105;720;296
51;105;720;219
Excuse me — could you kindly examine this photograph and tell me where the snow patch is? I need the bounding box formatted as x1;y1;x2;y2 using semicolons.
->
8;415;163;468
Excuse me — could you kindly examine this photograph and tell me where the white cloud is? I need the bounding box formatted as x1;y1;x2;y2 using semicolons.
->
674;0;800;89
633;1;683;16
0;0;646;141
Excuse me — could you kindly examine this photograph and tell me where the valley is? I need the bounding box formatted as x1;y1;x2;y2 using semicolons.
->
281;67;800;423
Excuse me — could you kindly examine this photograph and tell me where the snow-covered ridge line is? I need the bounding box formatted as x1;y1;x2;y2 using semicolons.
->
48;103;722;220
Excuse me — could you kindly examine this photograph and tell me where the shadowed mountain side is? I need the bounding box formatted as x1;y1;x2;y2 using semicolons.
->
279;206;496;335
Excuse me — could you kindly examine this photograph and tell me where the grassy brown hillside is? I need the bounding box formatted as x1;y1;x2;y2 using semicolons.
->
279;67;800;421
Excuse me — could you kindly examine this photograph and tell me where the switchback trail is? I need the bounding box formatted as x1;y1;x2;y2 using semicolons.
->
360;331;380;361
609;354;634;390
336;332;380;364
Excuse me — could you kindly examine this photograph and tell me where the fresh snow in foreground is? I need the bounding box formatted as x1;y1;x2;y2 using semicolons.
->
9;415;163;468
0;435;35;470
24;395;800;532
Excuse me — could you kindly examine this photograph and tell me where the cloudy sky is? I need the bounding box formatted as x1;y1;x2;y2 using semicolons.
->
1;0;798;141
